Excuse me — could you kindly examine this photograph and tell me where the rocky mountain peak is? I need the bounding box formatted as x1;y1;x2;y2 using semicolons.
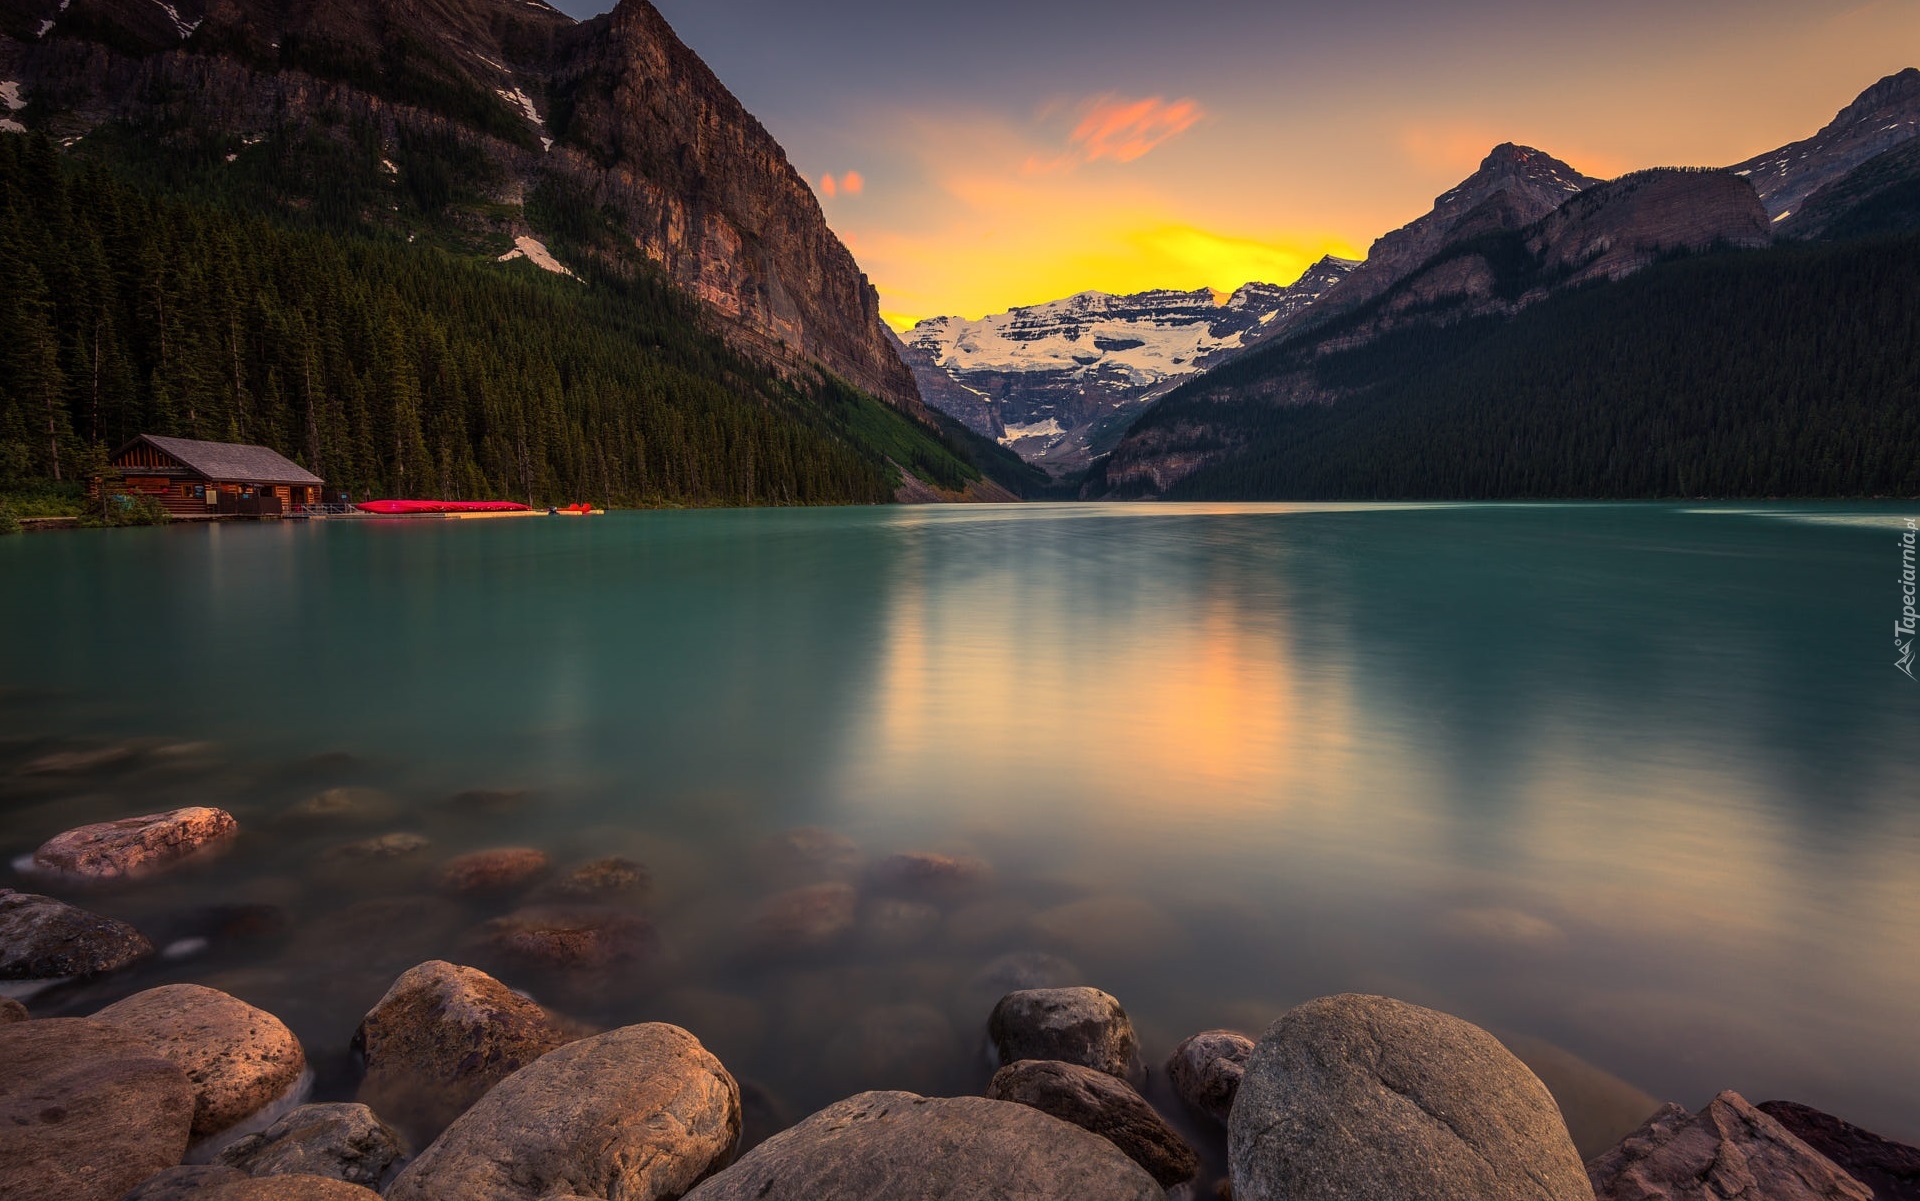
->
1728;66;1920;220
1252;146;1597;345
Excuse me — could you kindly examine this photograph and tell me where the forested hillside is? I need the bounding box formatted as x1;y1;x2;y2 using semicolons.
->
1098;233;1920;499
0;132;982;507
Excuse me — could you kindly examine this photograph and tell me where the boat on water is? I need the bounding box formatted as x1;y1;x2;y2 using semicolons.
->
342;500;605;519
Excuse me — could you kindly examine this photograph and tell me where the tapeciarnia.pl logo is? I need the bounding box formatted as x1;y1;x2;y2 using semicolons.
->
1899;517;1917;679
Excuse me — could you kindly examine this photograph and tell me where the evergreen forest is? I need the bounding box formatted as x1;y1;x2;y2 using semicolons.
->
0;131;986;510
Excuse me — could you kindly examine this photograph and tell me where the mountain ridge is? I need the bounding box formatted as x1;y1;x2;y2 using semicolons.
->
0;0;925;416
900;254;1356;472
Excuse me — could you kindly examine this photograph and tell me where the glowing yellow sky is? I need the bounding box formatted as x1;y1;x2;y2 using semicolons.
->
773;2;1920;328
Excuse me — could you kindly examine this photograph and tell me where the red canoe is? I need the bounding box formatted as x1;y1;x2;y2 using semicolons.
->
355;500;532;514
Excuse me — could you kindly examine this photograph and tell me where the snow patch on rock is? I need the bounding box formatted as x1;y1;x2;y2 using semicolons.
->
498;235;577;279
498;87;544;129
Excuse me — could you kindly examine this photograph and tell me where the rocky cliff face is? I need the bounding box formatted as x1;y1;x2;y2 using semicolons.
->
0;0;924;414
1727;68;1920;223
901;256;1355;473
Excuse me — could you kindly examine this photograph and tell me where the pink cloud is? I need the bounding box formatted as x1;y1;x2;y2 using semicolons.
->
841;170;864;195
1024;95;1204;174
819;173;838;198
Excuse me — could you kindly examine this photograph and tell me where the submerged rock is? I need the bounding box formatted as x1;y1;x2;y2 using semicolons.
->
751;828;864;887
0;1017;197;1201
434;848;551;895
681;1090;1163;1201
384;1023;739;1201
1227;993;1590;1201
325;833;431;861
30;807;239;882
860;899;943;950
281;789;397;826
215;1102;407;1188
868;852;991;899
957;952;1083;1025
988;1058;1199;1187
1502;1033;1662;1160
0;888;152;986
989;987;1140;1082
354;960;577;1144
1589;1092;1872;1201
94;984;310;1147
536;856;650;902
1031;895;1179;961
473;904;658;972
1166;1029;1255;1126
1757;1100;1920;1201
821;1003;959;1097
22;743;140;775
747;882;857;954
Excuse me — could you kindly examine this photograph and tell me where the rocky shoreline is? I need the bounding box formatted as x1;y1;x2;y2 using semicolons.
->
4;806;1918;1201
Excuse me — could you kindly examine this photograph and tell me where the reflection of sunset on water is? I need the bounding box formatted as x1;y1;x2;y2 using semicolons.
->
841;519;1360;829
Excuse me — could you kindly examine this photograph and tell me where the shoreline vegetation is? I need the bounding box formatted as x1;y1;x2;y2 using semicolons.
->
4;804;1915;1201
0;134;999;515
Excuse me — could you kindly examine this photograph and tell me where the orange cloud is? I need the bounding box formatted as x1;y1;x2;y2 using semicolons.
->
1025;94;1205;174
841;170;865;195
818;173;838;198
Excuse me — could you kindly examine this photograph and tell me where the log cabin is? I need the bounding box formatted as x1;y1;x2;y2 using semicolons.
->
106;435;327;517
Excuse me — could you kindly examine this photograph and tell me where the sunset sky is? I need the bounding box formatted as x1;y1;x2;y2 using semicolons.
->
553;0;1920;327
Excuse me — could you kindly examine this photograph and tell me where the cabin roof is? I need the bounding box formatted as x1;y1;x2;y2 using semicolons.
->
116;435;324;486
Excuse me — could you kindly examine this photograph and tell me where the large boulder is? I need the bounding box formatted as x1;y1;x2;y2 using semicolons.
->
1166;1030;1254;1126
0;1017;196;1201
988;987;1140;1082
1227;993;1590;1201
0;888;152;985
30;807;238;882
681;1091;1164;1201
1589;1092;1872;1201
1;996;27;1022
215;1103;407;1188
353;960;577;1144
988;1058;1198;1187
1758;1100;1920;1201
94;984;309;1146
384;1023;739;1201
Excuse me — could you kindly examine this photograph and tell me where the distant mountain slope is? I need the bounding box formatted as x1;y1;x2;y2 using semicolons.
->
0;0;924;414
1777;136;1920;242
1092;232;1920;500
1727;68;1920;222
1242;144;1597;352
900;255;1355;473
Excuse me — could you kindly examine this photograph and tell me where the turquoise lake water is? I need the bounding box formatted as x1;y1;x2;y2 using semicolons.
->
3;502;1917;1152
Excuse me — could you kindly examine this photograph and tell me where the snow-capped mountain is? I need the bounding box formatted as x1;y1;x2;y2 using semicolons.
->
901;256;1356;470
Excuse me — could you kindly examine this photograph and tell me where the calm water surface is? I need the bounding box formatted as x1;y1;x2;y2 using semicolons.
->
3;503;1917;1151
